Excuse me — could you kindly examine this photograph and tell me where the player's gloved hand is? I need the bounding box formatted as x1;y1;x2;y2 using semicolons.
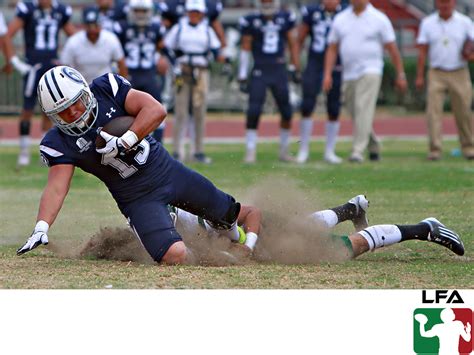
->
17;221;49;256
288;65;301;84
96;130;138;159
11;56;32;76
238;79;249;94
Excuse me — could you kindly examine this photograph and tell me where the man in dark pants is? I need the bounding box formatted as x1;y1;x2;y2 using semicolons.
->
238;0;300;163
297;0;344;164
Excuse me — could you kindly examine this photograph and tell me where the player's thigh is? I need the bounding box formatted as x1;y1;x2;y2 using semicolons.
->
168;158;235;222
124;200;182;262
302;57;323;99
269;67;290;105
248;68;268;106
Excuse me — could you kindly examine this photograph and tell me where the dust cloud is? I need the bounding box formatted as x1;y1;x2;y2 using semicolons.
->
77;178;351;265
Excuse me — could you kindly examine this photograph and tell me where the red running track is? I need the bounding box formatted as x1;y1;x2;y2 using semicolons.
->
0;114;462;139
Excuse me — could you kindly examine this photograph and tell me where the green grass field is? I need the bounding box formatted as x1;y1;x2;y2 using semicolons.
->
0;140;473;289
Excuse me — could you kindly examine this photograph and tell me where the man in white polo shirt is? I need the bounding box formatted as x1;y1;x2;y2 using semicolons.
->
60;7;127;84
416;0;474;161
323;0;407;162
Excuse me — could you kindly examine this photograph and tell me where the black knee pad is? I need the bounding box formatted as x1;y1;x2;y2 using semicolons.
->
208;201;241;230
246;115;260;130
20;121;31;136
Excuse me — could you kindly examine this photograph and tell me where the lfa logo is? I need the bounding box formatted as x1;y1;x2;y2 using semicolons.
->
413;290;473;355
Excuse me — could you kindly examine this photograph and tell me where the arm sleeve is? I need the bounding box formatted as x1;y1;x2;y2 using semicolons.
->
208;1;223;23
301;6;311;26
380;15;396;44
416;19;429;45
239;16;252;36
15;2;31;22
61;5;72;27
0;12;7;36
39;134;75;167
91;73;132;107
287;11;296;30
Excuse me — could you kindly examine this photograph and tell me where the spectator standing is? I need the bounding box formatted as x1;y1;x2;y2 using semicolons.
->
60;8;127;84
323;0;407;162
5;0;75;167
297;0;345;164
416;0;474;161
164;0;222;163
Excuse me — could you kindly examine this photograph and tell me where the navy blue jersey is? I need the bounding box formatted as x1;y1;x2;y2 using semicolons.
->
39;73;168;204
301;4;344;56
114;21;164;73
239;11;296;66
15;1;72;63
159;0;222;28
83;2;128;32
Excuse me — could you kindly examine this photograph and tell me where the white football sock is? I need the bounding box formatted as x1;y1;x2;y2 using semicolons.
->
246;129;257;151
311;210;339;229
244;232;258;250
20;135;30;152
299;118;313;153
359;225;402;250
325;121;340;155
280;128;290;151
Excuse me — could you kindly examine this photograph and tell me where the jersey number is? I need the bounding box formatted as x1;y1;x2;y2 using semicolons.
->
262;30;279;54
101;139;150;178
35;23;58;50
312;23;327;52
125;42;155;69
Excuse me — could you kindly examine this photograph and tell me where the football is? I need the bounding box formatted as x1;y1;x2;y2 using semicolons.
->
414;313;428;324
95;116;135;148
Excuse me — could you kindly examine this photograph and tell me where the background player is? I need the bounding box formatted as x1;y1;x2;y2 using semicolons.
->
6;0;75;167
16;66;243;265
84;0;128;32
238;0;301;163
114;0;167;143
297;0;344;164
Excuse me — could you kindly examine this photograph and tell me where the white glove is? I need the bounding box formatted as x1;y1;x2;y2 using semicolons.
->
17;221;49;255
96;130;138;159
11;56;32;76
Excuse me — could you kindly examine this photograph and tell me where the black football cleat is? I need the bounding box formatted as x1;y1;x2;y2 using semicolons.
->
421;218;465;256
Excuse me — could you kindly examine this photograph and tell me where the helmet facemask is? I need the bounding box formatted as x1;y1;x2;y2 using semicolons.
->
40;87;98;137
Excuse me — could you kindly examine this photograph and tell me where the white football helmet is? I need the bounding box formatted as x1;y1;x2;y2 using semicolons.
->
256;0;280;16
37;66;98;136
128;0;154;26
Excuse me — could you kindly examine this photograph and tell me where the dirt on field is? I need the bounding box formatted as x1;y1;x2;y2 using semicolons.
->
76;178;351;266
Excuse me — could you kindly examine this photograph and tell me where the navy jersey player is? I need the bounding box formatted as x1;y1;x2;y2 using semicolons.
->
16;66;242;264
238;0;300;163
83;0;128;33
114;0;167;143
6;0;75;168
159;0;226;47
297;0;344;164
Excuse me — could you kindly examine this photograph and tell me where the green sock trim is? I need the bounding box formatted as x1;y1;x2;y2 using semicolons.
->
238;226;247;244
330;234;353;256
